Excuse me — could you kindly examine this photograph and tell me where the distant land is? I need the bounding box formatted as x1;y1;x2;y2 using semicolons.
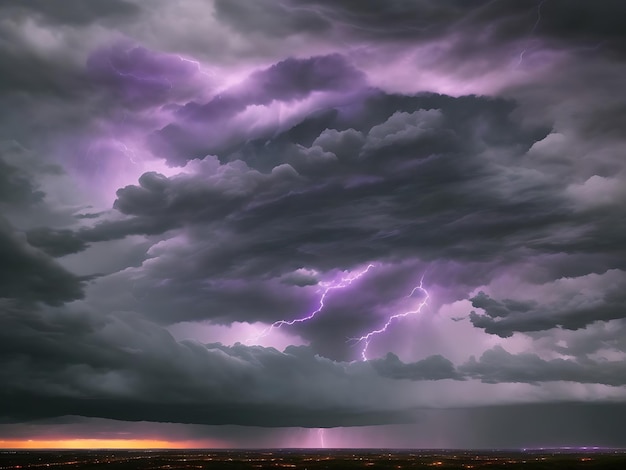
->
2;449;626;469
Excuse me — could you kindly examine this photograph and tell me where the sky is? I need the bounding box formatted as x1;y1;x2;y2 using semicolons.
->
1;0;626;450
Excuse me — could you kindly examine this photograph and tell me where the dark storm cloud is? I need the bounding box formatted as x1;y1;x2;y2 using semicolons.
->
8;404;626;449
75;211;106;220
0;4;126;99
215;0;626;55
529;0;626;53
3;396;414;428
0;156;44;206
371;353;462;381
415;403;626;449
0;0;140;26
42;161;302;255
549;320;626;358
22;52;626;348
149;54;367;164
214;0;330;37
26;228;89;257
280;269;320;287
469;274;626;337
0;26;118;172
69;89;560;331
0;49;81;98
0;300;622;427
79;89;552;254
86;43;205;109
0;303;444;427
0;218;84;305
214;0;492;40
461;346;626;386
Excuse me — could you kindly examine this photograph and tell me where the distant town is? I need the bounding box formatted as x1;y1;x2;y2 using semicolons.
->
1;449;625;469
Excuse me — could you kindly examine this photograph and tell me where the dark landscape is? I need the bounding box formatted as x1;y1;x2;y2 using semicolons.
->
2;0;626;459
1;450;625;470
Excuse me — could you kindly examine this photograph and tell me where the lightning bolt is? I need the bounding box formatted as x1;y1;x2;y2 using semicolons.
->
515;49;527;68
176;55;215;80
350;276;429;361
318;429;326;449
246;264;376;344
530;0;547;35
115;141;139;165
107;59;173;90
516;0;548;68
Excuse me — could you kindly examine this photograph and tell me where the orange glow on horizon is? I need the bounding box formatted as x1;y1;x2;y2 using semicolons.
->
0;439;212;450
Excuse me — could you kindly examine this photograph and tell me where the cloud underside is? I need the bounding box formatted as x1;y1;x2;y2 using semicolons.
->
1;302;626;427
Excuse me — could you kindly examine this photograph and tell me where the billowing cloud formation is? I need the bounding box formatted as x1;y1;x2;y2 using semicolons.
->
0;218;83;305
41;74;625;342
0;155;44;206
371;353;461;381
149;54;367;164
43;90;549;256
26;227;89;258
461;346;626;386
470;270;626;337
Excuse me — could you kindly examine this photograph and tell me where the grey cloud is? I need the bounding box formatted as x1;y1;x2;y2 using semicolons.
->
280;269;320;287
29;70;626;344
0;156;44;206
470;292;537;319
461;346;626;386
2;297;626;430
82;90;552;251
371;353;462;381
216;0;626;56
0;25;86;98
86;43;207;110
0;218;84;305
548;320;626;358
74;161;302;247
40;85;613;355
71;90;561;331
0;303;443;427
0;0;140;26
215;0;491;41
528;0;626;54
26;227;89;258
215;0;330;37
469;273;626;337
149;54;367;164
2;396;414;428
75;211;105;220
7;404;626;448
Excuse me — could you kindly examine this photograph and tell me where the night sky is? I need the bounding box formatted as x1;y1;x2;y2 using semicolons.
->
1;0;626;449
